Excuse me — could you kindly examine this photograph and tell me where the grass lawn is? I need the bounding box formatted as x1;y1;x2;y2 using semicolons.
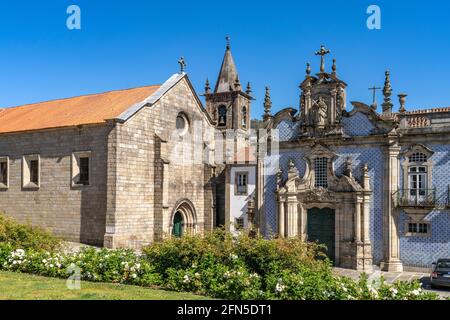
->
0;271;210;300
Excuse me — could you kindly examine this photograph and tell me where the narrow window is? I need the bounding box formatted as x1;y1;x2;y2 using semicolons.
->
218;105;227;126
78;157;90;185
72;151;91;187
0;157;8;188
241;106;247;128
236;172;248;195
30;160;39;184
314;157;328;188
22;155;40;188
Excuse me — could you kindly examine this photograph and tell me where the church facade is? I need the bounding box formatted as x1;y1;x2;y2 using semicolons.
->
258;46;450;272
0;41;449;272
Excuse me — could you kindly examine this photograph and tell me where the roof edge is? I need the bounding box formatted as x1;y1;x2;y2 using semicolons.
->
115;72;186;122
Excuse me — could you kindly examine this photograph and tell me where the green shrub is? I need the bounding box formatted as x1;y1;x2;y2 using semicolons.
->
0;225;440;300
0;213;61;251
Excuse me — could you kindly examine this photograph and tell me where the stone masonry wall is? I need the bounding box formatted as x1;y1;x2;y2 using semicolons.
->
0;125;111;245
105;78;215;248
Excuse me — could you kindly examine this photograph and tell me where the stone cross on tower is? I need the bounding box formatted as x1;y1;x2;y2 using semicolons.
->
315;45;331;73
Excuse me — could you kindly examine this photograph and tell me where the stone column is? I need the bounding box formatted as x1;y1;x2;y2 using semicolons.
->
381;144;403;272
286;196;298;237
354;199;362;243
278;199;285;238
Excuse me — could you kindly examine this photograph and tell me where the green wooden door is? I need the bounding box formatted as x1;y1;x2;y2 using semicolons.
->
172;212;183;237
307;208;335;262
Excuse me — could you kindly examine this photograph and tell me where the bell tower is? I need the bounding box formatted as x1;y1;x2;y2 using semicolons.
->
204;37;253;133
299;45;347;137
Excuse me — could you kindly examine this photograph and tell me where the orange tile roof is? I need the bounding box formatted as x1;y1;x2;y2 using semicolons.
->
0;85;161;134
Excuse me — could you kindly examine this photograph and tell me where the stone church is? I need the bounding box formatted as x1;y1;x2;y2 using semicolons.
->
1;41;449;272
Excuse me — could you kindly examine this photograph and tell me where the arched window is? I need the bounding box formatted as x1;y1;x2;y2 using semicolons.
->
218;105;227;126
241;106;247;128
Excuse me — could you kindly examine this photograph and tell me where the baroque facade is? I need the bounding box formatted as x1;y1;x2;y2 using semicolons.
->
258;46;450;271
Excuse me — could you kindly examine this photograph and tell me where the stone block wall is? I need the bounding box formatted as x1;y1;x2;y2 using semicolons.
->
0;126;110;246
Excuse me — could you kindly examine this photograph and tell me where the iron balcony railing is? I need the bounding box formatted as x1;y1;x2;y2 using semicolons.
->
393;188;437;208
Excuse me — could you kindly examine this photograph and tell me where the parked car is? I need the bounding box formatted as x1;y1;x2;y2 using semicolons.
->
430;259;450;288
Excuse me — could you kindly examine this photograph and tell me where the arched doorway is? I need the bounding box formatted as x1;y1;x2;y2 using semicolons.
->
170;199;197;237
172;212;184;237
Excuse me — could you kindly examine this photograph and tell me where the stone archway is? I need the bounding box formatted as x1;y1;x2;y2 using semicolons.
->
170;199;197;237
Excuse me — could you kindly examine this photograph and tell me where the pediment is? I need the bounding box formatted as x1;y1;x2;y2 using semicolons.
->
304;144;337;160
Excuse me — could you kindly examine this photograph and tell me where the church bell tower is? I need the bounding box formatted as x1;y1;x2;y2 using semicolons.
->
204;37;253;133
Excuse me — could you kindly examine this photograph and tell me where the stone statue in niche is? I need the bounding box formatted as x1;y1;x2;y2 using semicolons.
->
313;96;328;127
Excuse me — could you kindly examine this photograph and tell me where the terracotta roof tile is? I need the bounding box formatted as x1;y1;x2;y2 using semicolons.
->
0;85;161;134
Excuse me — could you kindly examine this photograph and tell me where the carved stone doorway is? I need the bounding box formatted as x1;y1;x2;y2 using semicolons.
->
307;207;335;262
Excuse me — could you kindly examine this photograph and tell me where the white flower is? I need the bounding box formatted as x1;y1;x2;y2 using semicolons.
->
275;280;285;293
411;289;421;296
390;287;398;295
183;274;190;283
131;274;137;279
230;254;238;260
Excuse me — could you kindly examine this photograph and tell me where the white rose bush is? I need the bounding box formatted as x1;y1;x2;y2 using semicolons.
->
0;218;441;300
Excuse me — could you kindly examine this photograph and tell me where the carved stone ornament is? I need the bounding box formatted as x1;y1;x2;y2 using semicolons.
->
303;187;337;203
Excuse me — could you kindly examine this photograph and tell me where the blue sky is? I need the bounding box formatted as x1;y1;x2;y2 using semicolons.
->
0;0;449;119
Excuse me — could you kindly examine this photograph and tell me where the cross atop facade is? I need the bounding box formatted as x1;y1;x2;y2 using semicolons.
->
315;45;331;73
178;56;186;73
368;85;381;105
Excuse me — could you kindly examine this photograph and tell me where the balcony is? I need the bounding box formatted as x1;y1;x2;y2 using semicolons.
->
393;189;437;208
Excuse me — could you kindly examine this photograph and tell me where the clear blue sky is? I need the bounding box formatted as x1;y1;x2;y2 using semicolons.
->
0;0;449;119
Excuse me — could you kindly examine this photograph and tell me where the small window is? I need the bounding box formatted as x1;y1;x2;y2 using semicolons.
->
0;156;8;189
241;106;247;128
235;217;245;230
409;152;427;163
235;172;248;195
72;151;91;187
407;222;430;236
176;113;189;136
22;154;40;189
314;157;328;188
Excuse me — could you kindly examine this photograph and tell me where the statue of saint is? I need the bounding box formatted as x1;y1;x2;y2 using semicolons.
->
314;97;328;127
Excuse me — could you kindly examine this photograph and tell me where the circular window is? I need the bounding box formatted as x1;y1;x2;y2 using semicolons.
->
176;113;189;136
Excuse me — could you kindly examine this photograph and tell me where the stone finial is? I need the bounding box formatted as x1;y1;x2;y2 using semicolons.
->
332;59;337;75
226;35;231;50
382;70;393;114
234;75;241;91
263;86;272;121
246;82;252;95
398;93;407;113
178;56;186;73
362;163;370;190
306;62;311;76
276;168;283;187
344;157;353;178
205;78;211;94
